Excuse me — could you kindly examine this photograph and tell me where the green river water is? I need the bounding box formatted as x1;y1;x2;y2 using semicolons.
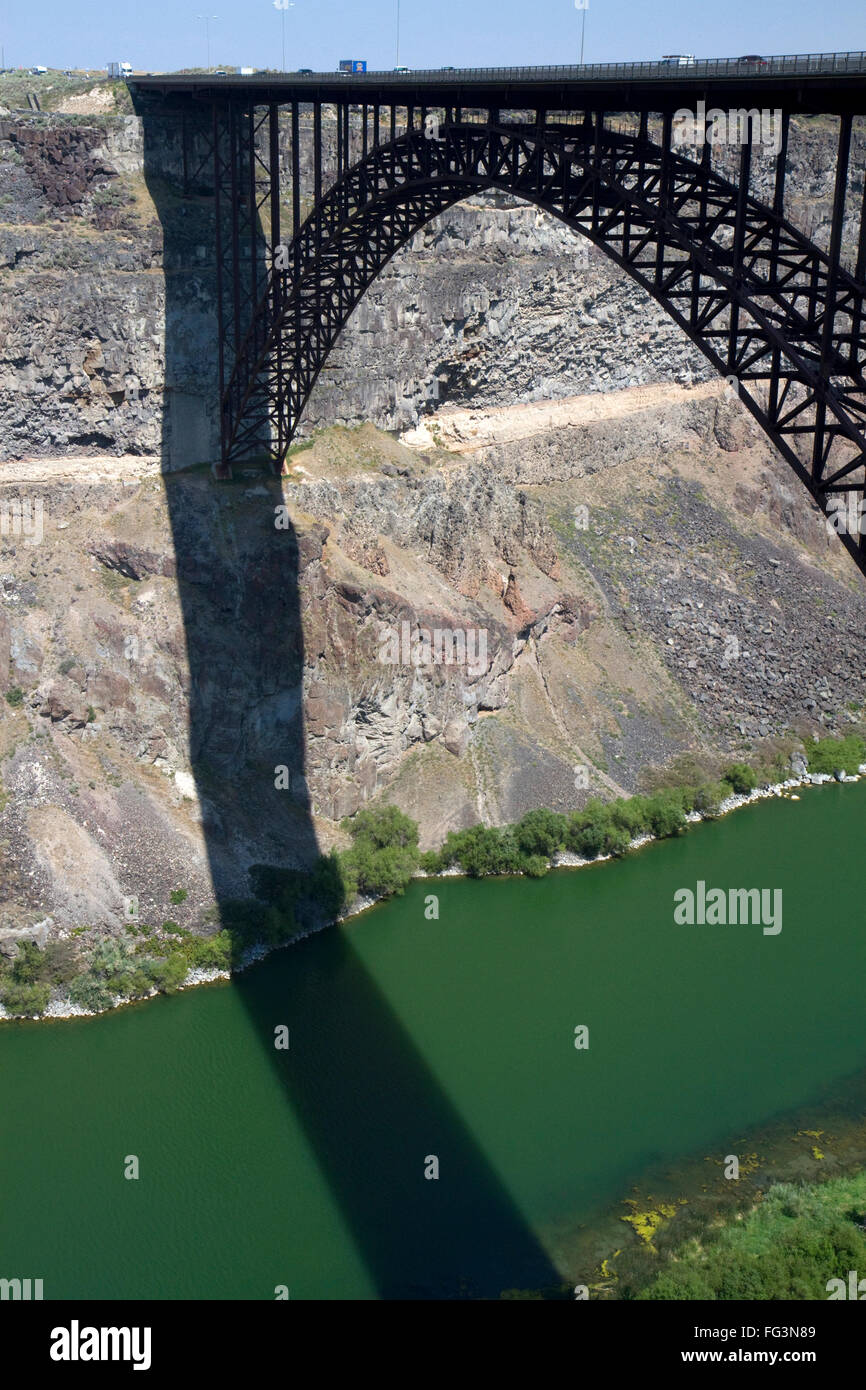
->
1;782;865;1299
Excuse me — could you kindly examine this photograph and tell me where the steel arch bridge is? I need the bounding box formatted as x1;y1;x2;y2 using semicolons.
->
132;54;866;573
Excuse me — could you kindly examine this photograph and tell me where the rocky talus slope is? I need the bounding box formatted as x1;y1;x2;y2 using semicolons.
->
2;388;864;951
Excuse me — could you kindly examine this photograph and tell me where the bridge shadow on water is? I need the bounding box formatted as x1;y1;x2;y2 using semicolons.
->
142;102;562;1300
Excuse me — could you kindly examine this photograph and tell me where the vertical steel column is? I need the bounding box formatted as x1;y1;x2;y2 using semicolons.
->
247;99;258;326
654;111;672;293
229;103;242;391
772;111;789;226
851;147;866;378
213;102;227;472
726;134;752;378
535;107;545;197
336;100;343;181
638;107;648;191
813;112;852;482
182;108;189;195
592;109;604;236
268;102;280;256
289;98;301;447
689;121;712;330
362;102;368;158
313;100;322;380
373;102;380;148
291;101;300;262
269;102;284;466
767;110;790;424
390;104;396;141
314;101;322;248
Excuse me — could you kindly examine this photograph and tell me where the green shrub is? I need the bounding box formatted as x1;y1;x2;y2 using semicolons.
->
514;809;568;858
340;842;418;898
688;781;727;818
68;974;116;1012
722;762;759;795
306;851;350;919
144;953;188;994
161;920;189;936
4;687;24;708
437;825;523;877
8;940;44;985
345;804;419;852
566;800;612;858
645;793;686;839
169;888;188;905
337;804;420;899
1;981;50;1015
806;735;866;776
602;824;632;857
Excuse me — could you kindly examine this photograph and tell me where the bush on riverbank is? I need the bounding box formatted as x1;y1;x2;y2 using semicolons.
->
6;733;865;1018
636;1174;866;1300
806;733;866;776
420;791;691;878
336;805;420;900
0;939;79;1016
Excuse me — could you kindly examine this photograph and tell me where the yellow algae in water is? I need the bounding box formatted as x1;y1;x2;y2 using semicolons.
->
796;1130;826;1160
620;1198;686;1247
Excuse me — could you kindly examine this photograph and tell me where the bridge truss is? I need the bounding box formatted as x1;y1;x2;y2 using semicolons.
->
134;61;866;573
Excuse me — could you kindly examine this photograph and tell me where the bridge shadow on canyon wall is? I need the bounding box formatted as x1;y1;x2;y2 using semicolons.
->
139;96;562;1299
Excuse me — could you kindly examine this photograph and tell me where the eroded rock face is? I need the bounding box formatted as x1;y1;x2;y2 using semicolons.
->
2;396;865;945
1;100;864;952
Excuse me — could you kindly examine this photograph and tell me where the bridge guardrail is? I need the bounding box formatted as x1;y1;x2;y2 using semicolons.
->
324;52;866;82
132;51;866;86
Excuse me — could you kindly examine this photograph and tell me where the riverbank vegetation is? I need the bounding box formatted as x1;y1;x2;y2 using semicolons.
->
2;733;864;1018
501;1171;866;1300
636;1172;866;1300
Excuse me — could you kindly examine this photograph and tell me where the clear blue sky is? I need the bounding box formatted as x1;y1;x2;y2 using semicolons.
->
0;0;862;73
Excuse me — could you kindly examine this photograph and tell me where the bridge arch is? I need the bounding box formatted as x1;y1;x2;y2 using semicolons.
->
222;116;866;572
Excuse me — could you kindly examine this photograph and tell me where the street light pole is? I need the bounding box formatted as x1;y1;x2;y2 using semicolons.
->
396;0;400;67
575;0;587;65
197;14;217;71
273;0;294;72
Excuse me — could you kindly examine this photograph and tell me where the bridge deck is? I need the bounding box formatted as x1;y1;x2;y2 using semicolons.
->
131;51;866;114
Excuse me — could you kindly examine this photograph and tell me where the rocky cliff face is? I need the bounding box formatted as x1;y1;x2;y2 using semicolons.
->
2;390;864;945
1;85;864;950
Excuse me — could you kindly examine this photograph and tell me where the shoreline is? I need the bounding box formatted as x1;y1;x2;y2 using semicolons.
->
2;767;862;1025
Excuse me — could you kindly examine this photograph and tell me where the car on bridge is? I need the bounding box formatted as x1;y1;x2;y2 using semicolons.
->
661;54;695;67
737;54;768;66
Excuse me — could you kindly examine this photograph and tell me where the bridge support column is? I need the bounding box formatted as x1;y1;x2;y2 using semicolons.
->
813;113;852;484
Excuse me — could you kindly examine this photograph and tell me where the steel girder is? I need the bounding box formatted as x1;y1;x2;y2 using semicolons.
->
215;108;866;574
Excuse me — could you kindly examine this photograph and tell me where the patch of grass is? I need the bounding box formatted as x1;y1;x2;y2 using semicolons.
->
637;1174;866;1300
161;920;189;936
806;734;865;776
